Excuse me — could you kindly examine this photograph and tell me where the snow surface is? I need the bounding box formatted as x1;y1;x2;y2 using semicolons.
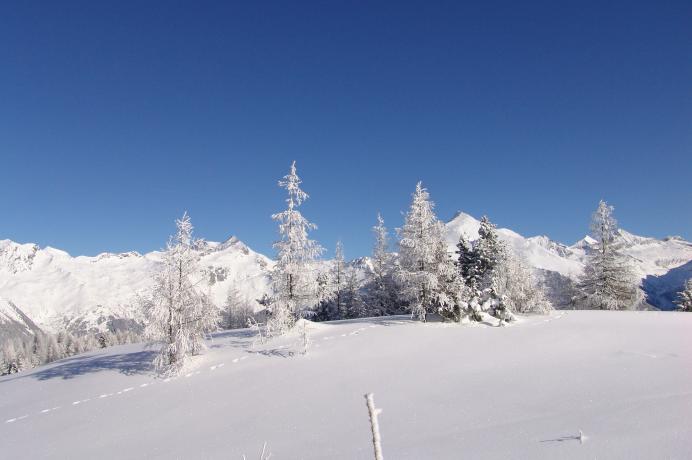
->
1;311;691;459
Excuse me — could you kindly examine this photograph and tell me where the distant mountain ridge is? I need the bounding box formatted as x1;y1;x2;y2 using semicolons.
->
1;212;690;339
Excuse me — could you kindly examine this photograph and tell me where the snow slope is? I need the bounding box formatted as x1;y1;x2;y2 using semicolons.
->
1;311;691;459
0;237;272;334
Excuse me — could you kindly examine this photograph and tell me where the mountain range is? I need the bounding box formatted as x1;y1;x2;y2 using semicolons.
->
1;212;690;341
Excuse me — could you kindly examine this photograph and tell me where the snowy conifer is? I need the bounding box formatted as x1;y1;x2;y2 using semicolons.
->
578;200;637;310
370;213;395;315
455;234;479;289
472;216;504;288
397;182;460;322
144;212;219;373
491;248;553;315
344;266;367;318
224;285;255;329
270;161;324;333
675;279;692;312
332;241;347;319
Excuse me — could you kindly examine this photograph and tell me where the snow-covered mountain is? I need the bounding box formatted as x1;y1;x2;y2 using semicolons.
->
0;237;273;336
444;212;692;309
1;212;690;338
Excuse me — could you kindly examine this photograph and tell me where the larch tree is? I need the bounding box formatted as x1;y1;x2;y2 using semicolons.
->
270;161;324;333
491;248;553;315
370;213;395;315
578;200;637;310
397;182;458;322
344;265;367;318
675;279;692;312
144;212;219;373
332;241;347;319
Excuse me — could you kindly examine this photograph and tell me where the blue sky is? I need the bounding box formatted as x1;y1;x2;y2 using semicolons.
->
1;1;690;258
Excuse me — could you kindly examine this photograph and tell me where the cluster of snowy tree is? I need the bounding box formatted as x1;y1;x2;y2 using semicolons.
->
139;163;655;374
0;329;140;376
265;165;553;330
573;200;639;310
394;182;551;324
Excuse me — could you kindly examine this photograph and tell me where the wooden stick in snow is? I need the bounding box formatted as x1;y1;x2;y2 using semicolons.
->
365;393;383;460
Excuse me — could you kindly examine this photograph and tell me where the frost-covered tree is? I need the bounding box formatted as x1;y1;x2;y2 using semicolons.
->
224;285;255;329
331;241;347;319
270;161;324;333
491;248;553;315
369;213;396;315
344;266;367;318
675;279;692;312
578;200;637;310
144;212;219;373
397;182;461;322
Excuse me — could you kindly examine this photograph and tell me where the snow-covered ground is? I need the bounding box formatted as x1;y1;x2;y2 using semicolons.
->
1;311;691;459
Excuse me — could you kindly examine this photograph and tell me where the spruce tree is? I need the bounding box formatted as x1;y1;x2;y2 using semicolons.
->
675;279;692;312
578;200;636;310
473;216;504;287
455;234;478;289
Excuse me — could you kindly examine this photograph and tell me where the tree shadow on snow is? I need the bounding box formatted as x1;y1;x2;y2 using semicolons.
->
207;329;256;350
0;350;156;382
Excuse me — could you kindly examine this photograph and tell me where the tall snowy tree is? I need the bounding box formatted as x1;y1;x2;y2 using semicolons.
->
578;200;637;310
331;241;347;319
675;279;692;312
144;212;219;373
397;182;460;322
270;161;324;333
370;213;395;315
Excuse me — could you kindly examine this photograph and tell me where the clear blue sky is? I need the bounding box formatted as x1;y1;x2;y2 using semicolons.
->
1;1;690;258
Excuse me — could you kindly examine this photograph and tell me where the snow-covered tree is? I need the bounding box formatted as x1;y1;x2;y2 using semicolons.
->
270;161;324;333
397;182;461;322
675;279;692;312
331;241;347;319
578;200;637;310
369;213;396;315
144;212;219;373
224;285;255;329
455;234;479;289
344;266;367;318
491;248;553;315
472;216;504;288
